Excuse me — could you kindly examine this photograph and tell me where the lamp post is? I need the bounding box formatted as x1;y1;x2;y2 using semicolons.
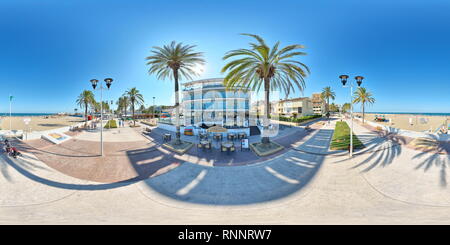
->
152;96;156;125
339;75;364;157
90;78;113;156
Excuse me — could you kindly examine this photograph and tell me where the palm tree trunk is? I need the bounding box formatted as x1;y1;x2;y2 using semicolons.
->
262;78;270;145
174;69;181;144
327;98;330;113
132;104;135;126
84;103;88;127
362;103;365;124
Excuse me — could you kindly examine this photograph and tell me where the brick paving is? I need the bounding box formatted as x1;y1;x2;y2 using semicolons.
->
12;120;325;183
15;137;176;183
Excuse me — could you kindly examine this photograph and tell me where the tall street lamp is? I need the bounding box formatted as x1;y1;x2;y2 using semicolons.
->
90;78;113;156
339;74;364;157
152;97;156;119
110;100;114;118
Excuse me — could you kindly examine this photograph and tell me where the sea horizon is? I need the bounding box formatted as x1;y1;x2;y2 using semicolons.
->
0;113;62;117
359;112;450;117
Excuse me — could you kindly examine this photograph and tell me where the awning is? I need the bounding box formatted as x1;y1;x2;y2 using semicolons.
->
207;126;228;133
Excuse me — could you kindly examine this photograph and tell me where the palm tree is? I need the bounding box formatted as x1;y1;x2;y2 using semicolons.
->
139;104;146;114
76;90;95;125
116;96;129;117
329;103;339;112
353;87;375;124
101;101;110;113
342;103;351;113
92;101;100;114
125;88;144;126
146;41;205;144
321;86;335;113
221;33;310;144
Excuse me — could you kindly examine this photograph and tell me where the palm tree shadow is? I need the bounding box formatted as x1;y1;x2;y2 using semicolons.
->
411;135;450;188
333;127;406;172
0;154;137;190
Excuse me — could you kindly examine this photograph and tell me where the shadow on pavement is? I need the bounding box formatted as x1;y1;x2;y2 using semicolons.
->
412;135;450;187
135;126;332;205
0;154;138;190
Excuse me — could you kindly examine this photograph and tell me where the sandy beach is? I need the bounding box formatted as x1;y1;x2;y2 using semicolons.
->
355;113;450;133
0;115;84;132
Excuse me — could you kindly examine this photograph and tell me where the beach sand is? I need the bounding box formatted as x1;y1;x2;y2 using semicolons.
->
355;113;450;133
0;115;84;132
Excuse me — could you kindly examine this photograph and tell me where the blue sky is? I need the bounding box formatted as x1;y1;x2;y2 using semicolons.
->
1;0;450;113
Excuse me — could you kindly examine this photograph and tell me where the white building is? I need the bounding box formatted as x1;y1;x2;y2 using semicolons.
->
182;78;251;128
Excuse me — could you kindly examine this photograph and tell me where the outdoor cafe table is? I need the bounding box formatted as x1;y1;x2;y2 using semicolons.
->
222;141;234;154
213;134;222;140
228;133;236;140
238;132;246;139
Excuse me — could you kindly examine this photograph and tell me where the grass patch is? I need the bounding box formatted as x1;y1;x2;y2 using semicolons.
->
104;120;117;129
330;121;364;150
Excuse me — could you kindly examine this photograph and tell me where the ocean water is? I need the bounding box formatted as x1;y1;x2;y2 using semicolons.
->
364;112;450;117
0;113;56;117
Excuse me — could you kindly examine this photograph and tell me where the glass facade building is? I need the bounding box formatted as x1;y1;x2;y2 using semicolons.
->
182;78;250;127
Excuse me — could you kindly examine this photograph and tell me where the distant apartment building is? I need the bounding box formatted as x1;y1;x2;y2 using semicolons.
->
249;100;266;116
271;97;314;118
311;93;325;115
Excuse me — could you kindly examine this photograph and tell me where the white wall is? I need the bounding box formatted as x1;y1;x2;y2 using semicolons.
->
22;121;91;141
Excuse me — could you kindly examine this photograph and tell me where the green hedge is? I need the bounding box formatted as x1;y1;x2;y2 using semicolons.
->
278;114;322;123
104;120;118;129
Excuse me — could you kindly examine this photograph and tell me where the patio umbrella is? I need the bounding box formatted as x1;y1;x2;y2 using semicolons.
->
207;126;228;133
207;125;228;139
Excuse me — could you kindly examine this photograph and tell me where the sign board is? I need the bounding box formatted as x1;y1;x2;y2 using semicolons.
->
41;132;72;144
241;138;249;149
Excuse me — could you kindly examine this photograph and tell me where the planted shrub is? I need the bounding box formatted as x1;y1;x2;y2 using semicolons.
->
104;120;118;129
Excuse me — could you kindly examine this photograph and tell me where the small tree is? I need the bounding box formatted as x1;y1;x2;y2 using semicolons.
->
353;87;375;124
76;90;95;125
125;88;144;126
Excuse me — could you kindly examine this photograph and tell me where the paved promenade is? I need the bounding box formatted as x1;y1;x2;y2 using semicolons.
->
2;118;450;224
346;118;450;206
